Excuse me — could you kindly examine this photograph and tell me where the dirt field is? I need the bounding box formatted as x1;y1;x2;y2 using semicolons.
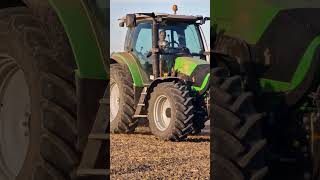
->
110;126;210;179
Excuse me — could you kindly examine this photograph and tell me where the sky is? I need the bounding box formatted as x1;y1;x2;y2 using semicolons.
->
110;0;210;53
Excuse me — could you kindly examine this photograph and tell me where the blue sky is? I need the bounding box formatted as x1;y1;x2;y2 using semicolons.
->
110;0;210;53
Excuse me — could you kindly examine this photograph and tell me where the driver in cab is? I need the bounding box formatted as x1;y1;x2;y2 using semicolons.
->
158;30;174;76
158;30;169;50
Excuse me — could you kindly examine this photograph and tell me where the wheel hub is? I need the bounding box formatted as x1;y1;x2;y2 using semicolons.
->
0;67;30;179
154;95;172;131
110;82;120;122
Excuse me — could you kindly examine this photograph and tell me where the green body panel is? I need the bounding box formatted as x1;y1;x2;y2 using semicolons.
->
212;0;320;44
260;36;320;92
112;53;210;92
174;57;208;76
111;52;149;87
213;0;278;44
193;74;210;92
48;0;106;79
174;57;210;92
213;1;320;93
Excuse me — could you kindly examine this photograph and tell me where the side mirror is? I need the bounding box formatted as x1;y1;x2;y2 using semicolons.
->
200;17;210;25
126;14;136;27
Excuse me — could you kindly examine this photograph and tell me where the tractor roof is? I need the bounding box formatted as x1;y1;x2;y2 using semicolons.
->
119;13;206;23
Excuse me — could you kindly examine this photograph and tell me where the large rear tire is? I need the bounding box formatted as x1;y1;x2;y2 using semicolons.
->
0;7;98;180
212;67;268;180
110;64;138;133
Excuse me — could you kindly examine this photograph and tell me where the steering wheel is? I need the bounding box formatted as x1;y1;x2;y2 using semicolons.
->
172;41;180;48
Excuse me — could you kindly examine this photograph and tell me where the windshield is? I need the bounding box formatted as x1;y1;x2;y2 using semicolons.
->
133;22;204;58
158;22;204;55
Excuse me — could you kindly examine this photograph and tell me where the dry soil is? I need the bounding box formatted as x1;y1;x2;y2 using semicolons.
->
110;126;210;179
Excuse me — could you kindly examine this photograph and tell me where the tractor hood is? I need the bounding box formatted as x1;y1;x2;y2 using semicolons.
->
174;57;210;94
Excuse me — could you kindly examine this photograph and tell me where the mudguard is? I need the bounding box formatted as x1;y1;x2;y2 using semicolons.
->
111;52;149;87
174;57;210;94
213;2;320;93
213;0;320;44
48;0;107;79
260;36;320;92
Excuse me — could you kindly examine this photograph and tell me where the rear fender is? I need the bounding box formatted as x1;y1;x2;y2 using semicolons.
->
111;52;149;87
48;0;107;79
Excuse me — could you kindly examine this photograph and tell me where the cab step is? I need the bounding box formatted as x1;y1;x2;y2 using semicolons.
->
77;97;109;177
134;114;148;118
134;86;149;118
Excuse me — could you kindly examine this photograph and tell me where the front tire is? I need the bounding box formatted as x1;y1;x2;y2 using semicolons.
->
148;81;194;141
191;96;208;135
212;67;268;180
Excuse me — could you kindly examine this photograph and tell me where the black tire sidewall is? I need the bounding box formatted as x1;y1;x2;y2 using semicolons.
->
110;70;126;132
0;8;79;180
109;63;137;133
0;10;43;180
148;83;177;139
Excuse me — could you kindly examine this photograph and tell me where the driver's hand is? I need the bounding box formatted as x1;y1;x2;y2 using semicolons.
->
146;51;152;58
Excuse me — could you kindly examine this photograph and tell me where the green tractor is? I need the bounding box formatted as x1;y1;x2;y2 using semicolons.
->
0;0;108;179
212;1;320;180
110;12;210;141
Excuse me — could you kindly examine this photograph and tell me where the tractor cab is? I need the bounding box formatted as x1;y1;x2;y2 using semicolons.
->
119;12;210;79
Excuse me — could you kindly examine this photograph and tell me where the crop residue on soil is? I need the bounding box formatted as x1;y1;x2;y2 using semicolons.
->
110;127;210;179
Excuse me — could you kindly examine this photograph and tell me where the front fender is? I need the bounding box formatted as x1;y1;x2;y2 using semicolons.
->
146;77;180;95
174;57;210;94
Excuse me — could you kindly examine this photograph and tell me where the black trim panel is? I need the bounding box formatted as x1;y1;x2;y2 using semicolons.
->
190;64;210;87
255;9;320;82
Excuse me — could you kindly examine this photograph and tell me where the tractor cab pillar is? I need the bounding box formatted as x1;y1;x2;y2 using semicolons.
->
151;18;160;78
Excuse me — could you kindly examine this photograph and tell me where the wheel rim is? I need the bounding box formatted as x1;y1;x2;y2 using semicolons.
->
110;81;120;122
153;95;172;131
0;63;30;179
